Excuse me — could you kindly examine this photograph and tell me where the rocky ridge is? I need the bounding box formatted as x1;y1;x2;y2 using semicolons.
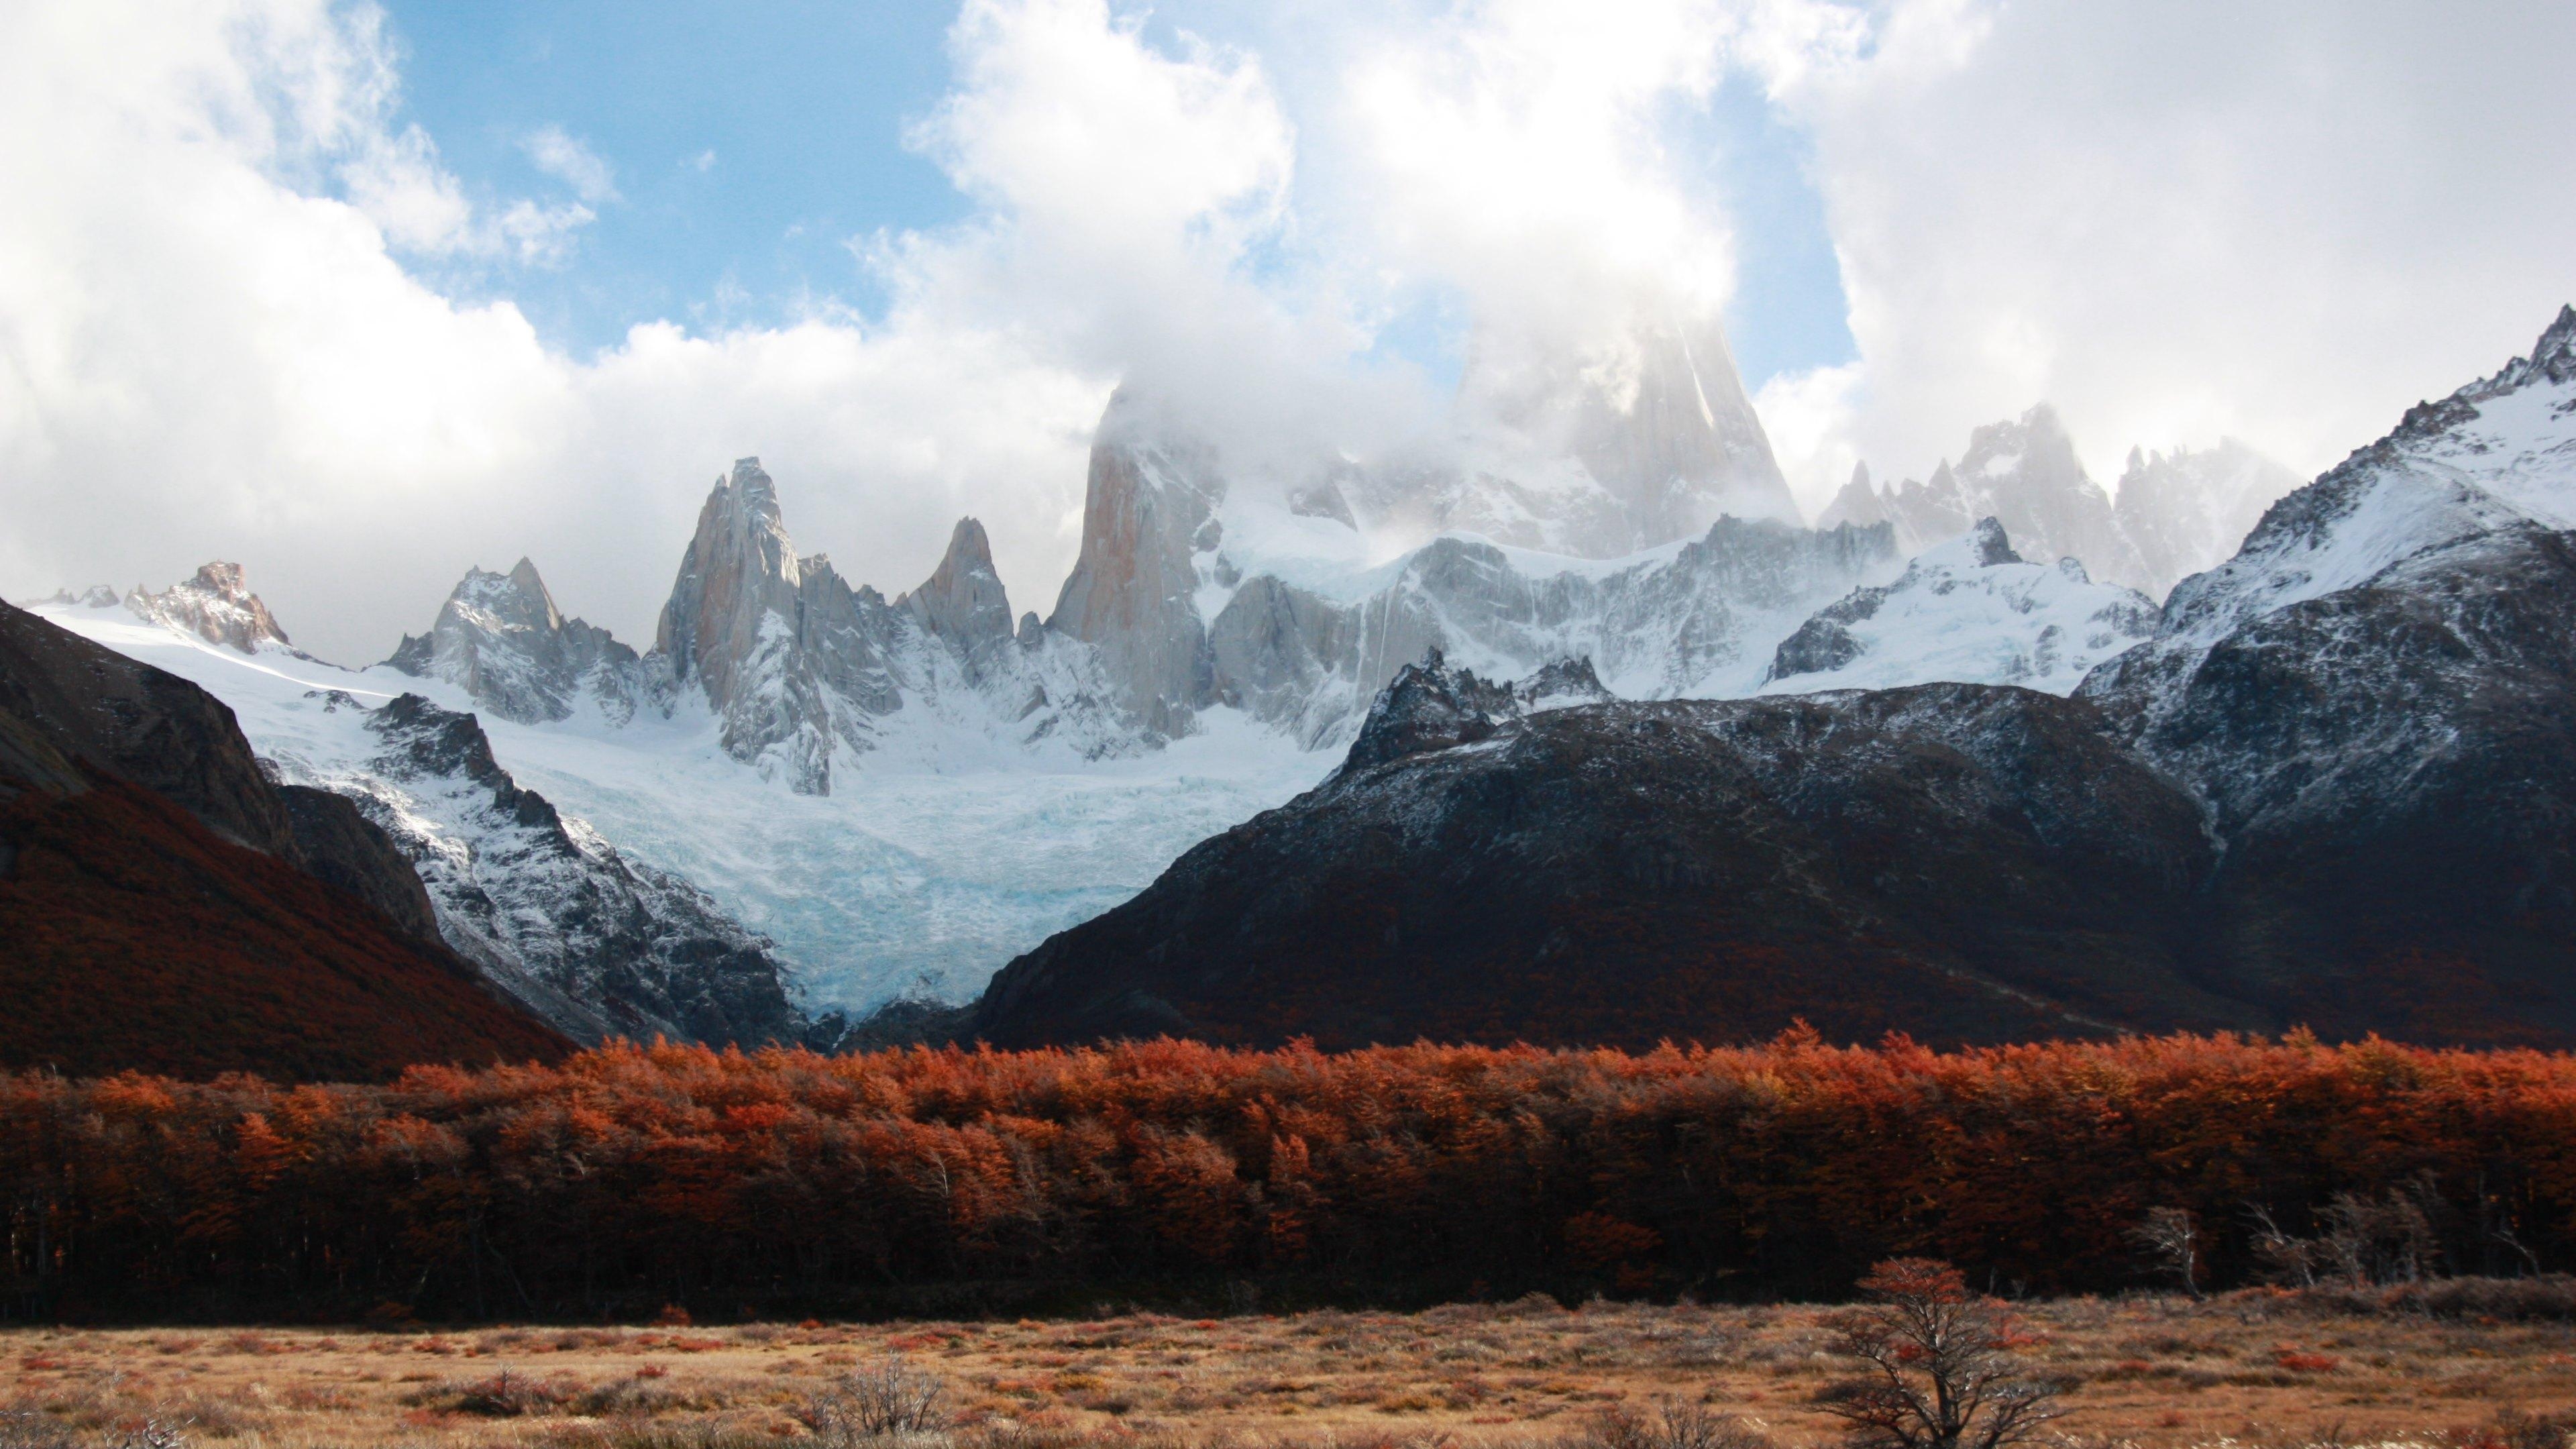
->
1817;409;2302;600
1762;517;2159;695
126;562;298;655
975;306;2576;1051
0;600;571;1078
266;688;813;1047
388;558;654;725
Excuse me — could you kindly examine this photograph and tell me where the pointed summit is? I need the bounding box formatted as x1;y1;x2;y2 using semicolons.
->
904;517;1015;650
500;557;566;631
125;562;293;654
387;558;641;725
2504;303;2576;389
653;459;833;792
1815;460;1889;531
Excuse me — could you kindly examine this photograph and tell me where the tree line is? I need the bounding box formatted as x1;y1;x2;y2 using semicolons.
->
3;1030;2571;1320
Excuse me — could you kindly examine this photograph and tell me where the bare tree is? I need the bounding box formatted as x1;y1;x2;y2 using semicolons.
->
2247;1178;2449;1289
2125;1206;2206;1299
804;1354;949;1446
2246;1203;2322;1288
1587;1400;1774;1449
1818;1258;2067;1449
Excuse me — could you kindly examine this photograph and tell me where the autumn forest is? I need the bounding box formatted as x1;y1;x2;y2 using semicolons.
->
5;1031;2573;1324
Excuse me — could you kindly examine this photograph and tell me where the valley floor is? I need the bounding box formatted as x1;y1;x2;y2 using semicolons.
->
5;1291;2570;1449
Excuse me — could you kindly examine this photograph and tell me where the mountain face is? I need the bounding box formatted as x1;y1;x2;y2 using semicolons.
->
2078;305;2576;1040
126;561;296;654
281;691;810;1046
979;307;2576;1051
1047;397;1224;738
0;600;570;1080
976;661;2251;1051
1205;517;1901;746
1820;405;2151;586
1817;410;2302;601
2113;441;2304;598
1392;315;1801;555
1762;518;2159;696
647;458;1148;795
388;558;652;725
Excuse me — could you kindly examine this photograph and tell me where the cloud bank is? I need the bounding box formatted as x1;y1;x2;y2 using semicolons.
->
3;0;2573;663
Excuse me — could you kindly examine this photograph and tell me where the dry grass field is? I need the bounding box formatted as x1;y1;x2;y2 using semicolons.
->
4;1291;2573;1449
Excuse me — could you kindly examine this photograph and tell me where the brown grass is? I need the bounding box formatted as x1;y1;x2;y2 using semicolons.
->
3;1291;2571;1449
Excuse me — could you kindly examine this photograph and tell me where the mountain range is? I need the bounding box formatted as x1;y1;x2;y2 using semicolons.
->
981;306;2576;1049
19;307;2570;1066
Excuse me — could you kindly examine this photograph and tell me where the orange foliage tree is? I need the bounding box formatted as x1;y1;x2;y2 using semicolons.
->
3;1031;2575;1319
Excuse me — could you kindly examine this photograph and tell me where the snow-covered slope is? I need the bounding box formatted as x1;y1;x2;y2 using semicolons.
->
1762;518;2159;696
2088;304;2576;728
29;594;1329;1012
27;597;809;1044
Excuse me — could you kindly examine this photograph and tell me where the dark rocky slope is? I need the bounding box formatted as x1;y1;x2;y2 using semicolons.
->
979;310;2576;1052
977;659;2265;1050
0;602;571;1079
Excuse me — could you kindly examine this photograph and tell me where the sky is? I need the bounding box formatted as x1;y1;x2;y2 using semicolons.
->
3;0;2574;664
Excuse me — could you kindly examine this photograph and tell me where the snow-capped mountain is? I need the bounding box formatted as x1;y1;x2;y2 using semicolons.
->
387;558;655;727
1817;405;2148;585
1762;518;2159;695
1817;407;2302;600
288;690;810;1046
977;307;2576;1052
1045;384;1896;752
1367;313;1801;557
35;299;2326;1022
127;561;299;655
652;458;1149;795
27;580;815;1049
2112;440;2303;598
2085;304;2576;792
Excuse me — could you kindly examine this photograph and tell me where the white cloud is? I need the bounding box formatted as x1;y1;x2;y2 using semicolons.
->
523;124;620;204
7;0;2574;666
1762;0;2576;498
0;0;1108;662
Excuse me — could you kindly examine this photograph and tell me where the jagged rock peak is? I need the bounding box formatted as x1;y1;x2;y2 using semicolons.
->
657;456;803;686
904;517;1015;648
1334;650;1612;784
1967;516;2023;567
1336;650;1515;781
126;562;293;654
386;558;644;727
23;586;121;609
1816;462;1889;530
2455;302;2576;400
1048;388;1226;735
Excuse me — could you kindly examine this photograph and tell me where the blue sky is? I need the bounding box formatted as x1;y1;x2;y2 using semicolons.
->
15;0;2572;663
378;0;1856;392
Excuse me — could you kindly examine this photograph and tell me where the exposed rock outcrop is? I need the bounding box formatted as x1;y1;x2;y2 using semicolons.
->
1046;394;1224;737
306;691;812;1047
2078;305;2576;1042
127;561;295;654
977;672;2246;1051
387;557;651;724
975;308;2576;1053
